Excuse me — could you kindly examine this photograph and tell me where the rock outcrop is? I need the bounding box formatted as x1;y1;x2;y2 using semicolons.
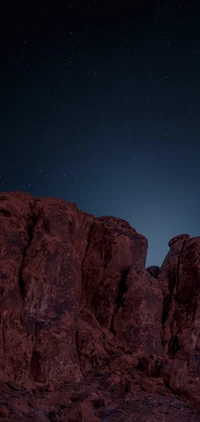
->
0;191;200;421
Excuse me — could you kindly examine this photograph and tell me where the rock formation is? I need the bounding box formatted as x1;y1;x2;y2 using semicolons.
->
0;191;200;421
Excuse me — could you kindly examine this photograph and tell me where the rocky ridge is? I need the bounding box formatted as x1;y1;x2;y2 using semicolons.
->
0;191;200;421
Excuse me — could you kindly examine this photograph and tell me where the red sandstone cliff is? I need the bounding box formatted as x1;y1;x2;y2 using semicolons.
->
0;191;200;421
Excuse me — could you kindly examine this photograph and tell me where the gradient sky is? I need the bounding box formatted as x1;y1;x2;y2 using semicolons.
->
1;1;200;267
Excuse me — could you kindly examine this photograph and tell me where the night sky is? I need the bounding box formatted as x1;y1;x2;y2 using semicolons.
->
1;1;200;267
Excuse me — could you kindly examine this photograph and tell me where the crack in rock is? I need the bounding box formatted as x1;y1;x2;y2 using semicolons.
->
110;268;130;335
18;201;39;302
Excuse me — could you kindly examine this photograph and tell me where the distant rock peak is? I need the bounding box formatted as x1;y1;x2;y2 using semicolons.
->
168;233;190;247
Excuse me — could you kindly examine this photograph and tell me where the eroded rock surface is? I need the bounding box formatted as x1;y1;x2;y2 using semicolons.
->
0;191;200;421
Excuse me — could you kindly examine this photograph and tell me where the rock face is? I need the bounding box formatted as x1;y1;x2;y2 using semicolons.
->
158;234;200;383
0;191;200;421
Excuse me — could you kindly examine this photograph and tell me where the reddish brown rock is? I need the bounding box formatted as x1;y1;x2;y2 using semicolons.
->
0;191;200;420
0;192;93;386
141;376;165;394
158;234;200;379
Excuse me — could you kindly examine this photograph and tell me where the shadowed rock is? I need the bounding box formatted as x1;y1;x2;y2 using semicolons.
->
146;265;160;279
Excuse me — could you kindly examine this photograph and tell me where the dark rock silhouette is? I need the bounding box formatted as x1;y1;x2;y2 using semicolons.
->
0;191;200;421
146;265;160;278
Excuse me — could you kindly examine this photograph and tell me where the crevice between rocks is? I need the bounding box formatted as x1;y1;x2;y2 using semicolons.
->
0;209;11;217
80;222;95;305
75;329;82;375
81;222;95;266
18;201;39;303
168;239;188;356
110;267;130;335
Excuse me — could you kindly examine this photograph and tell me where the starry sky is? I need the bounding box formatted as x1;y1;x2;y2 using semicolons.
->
1;1;200;267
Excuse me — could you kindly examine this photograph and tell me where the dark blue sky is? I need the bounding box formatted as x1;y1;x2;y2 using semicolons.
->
1;1;200;267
